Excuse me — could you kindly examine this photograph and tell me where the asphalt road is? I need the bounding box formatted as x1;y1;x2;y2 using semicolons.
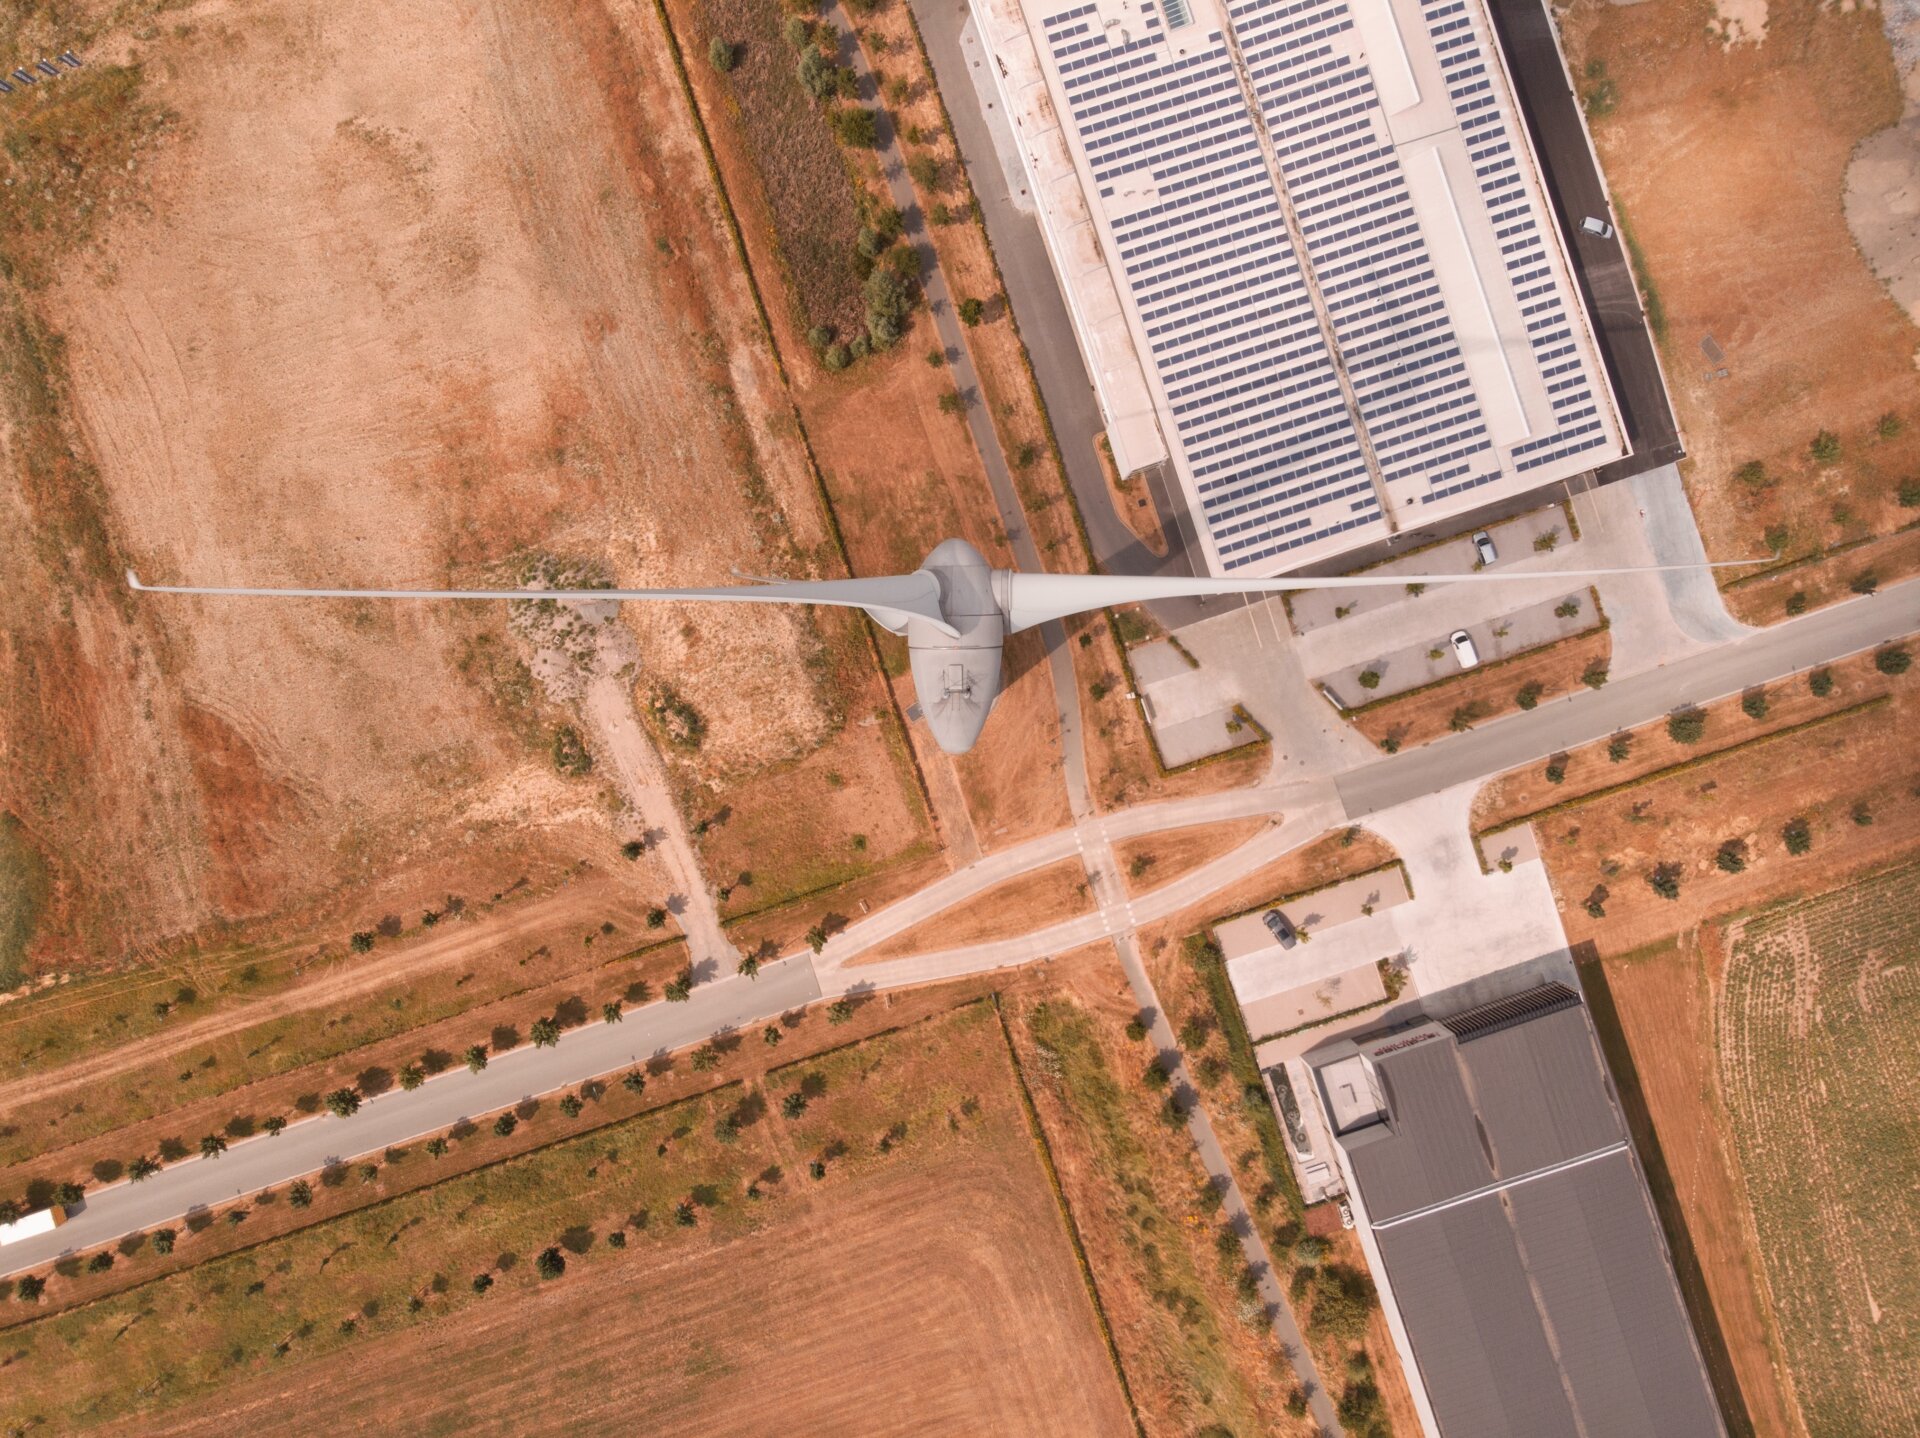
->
0;958;821;1277
1337;580;1920;816
1486;0;1682;478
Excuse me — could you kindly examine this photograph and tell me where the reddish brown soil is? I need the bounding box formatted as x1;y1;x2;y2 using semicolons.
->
857;857;1093;962
1115;818;1269;898
1560;0;1920;620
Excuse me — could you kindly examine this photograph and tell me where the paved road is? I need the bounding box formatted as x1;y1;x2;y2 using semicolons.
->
1486;0;1681;478
0;958;821;1277
1337;580;1919;816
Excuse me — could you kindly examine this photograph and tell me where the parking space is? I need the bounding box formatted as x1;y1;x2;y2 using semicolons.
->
1129;638;1264;767
1316;588;1595;707
1286;506;1574;634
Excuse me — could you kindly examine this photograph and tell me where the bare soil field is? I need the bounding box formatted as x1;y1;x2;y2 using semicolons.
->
0;0;929;979
5;1000;1132;1435
1115;818;1269;898
1346;628;1612;751
857;856;1092;961
1713;864;1920;1436
1561;0;1920;619
1581;939;1804;1438
1479;648;1920;953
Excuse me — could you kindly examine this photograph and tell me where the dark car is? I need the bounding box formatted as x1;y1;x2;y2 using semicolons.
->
1261;909;1297;949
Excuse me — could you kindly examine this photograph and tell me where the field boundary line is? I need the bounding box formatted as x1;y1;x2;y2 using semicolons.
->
990;992;1147;1437
1474;693;1892;846
646;0;940;840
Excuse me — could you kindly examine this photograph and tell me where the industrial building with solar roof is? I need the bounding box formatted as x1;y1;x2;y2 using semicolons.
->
972;0;1626;574
1306;982;1727;1438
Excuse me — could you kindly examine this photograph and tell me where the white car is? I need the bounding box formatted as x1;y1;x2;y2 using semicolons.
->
1450;629;1480;669
1472;530;1497;566
1581;215;1614;239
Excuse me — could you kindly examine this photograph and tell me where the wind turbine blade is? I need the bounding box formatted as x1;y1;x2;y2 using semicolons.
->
126;569;957;637
999;561;1765;633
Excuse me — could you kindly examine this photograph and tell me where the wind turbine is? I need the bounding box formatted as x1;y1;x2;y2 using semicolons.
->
130;537;1748;754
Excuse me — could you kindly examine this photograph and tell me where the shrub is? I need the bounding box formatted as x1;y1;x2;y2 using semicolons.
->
847;334;870;360
828;997;855;1025
907;153;945;190
958;297;985;325
493;1113;518;1138
1555;598;1581;618
1852;801;1874;827
1309;1263;1379;1342
707;36;736;71
1850;570;1879;596
1647;864;1682;900
1143;1060;1170;1090
924;347;945;367
1782;817;1812;854
199;1134;228;1159
17;1275;46;1301
550;725;592;777
1734;459;1768;487
1785;590;1809;616
937;389;967;416
398;1063;425;1092
1900;477;1920;508
784;16;814;46
1448;702;1485;732
288;1180;312;1209
1584;885;1608;919
559;1094;584;1119
152;1227;177;1254
1516;681;1543;711
1878;411;1903;439
1716;840;1747;873
1581;659;1610;689
805;324;832;349
535;1247;566;1280
1810;429;1841;463
1666;708;1706;744
1356;669;1381;690
1124;1017;1149;1042
530;1017;561;1049
1875;645;1911;676
822;342;852;371
324;1088;361;1119
1607;734;1631;763
1544;760;1566;784
350;931;374;953
1763;524;1790;555
1809;667;1834;697
1533;526;1560;553
472;1272;494;1294
464;1044;488;1073
426;1137;449;1157
829;106;878;148
797;47;840;100
1741;689;1768;720
762;1024;784;1047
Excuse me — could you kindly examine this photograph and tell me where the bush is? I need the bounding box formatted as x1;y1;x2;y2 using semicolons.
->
465;1044;488;1073
493;1113;518;1138
1763;524;1790;555
805;324;832;349
1875;645;1911;676
1741;689;1768;720
1647;864;1682;900
16;1275;46;1301
472;1272;494;1294
1735;459;1768;486
1810;429;1841;463
550;725;592;777
1666;708;1706;744
1782;817;1812;855
907;153;945;190
1852;801;1874;827
1581;659;1610;689
828;997;855;1025
958;297;985;325
1900;478;1920;508
1533;526;1560;552
1356;669;1381;690
350;931;374;954
863;264;914;329
1716;839;1747;873
707;36;736;71
1516;681;1543;711
1555;598;1581;618
829;106;878;148
152;1227;177;1254
1809;667;1834;697
1878;411;1903;439
1584;885;1608;918
822;343;852;372
1309;1263;1379;1342
288;1180;312;1210
1544;759;1567;784
1607;733;1631;762
797;47;840;101
1785;590;1809;617
535;1247;566;1280
937;389;967;416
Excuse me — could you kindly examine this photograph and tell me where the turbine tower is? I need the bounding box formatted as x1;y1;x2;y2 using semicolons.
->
129;538;1748;754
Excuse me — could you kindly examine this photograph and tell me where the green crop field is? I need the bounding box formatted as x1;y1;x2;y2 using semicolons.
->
1716;862;1920;1437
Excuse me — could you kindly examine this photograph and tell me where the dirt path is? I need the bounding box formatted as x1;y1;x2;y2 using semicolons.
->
0;879;629;1112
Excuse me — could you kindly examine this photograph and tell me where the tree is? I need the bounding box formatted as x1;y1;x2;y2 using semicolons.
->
493;1113;518;1138
1782;817;1812;855
602;1001;623;1025
804;924;829;954
738;952;762;981
664;973;693;1003
200;1134;229;1160
55;1180;84;1205
691;1045;721;1072
1716;839;1748;873
1544;761;1566;785
828;998;855;1025
288;1180;313;1209
823;342;852;372
16;1275;46;1301
530;1017;562;1049
621;838;645;860
830;106;878;148
1581;659;1610;689
1666;708;1706;744
1741;689;1768;720
472;1272;494;1293
465;1044;489;1074
958;297;985;326
1852;800;1874;827
350;931;375;953
763;1024;784;1047
130;1155;161;1183
1143;1059;1170;1090
622;1069;648;1094
1515;681;1543;711
559;1093;585;1119
707;36;736;71
536;1246;567;1279
426;1137;450;1158
907;153;946;190
1810;429;1841;463
151;1228;176;1255
1785;590;1809;617
797;46;839;100
714;1117;739;1145
1356;669;1381;690
1734;459;1768;486
1647;864;1682;900
1875;645;1911;676
1584;885;1608;919
324;1088;362;1119
1809;667;1834;697
87;1250;114;1273
1901;478;1920;508
1607;734;1631;763
783;1091;808;1118
399;1063;426;1092
675;1200;699;1227
645;906;667;930
784;15;814;46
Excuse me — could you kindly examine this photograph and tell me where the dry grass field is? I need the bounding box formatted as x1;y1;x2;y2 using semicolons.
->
0;0;933;983
2;1000;1134;1435
857;856;1092;961
1561;0;1920;620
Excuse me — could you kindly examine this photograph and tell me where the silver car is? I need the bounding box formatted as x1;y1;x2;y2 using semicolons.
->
1472;530;1498;566
1262;909;1297;948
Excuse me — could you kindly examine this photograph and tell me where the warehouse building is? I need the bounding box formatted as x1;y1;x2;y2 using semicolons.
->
972;0;1624;573
1308;982;1725;1438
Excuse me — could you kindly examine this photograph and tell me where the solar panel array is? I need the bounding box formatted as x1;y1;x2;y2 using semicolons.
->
1233;0;1505;513
1042;3;1381;569
1038;0;1610;569
1420;0;1607;482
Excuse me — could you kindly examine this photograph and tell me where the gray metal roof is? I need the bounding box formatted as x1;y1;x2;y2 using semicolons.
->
1329;985;1726;1438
